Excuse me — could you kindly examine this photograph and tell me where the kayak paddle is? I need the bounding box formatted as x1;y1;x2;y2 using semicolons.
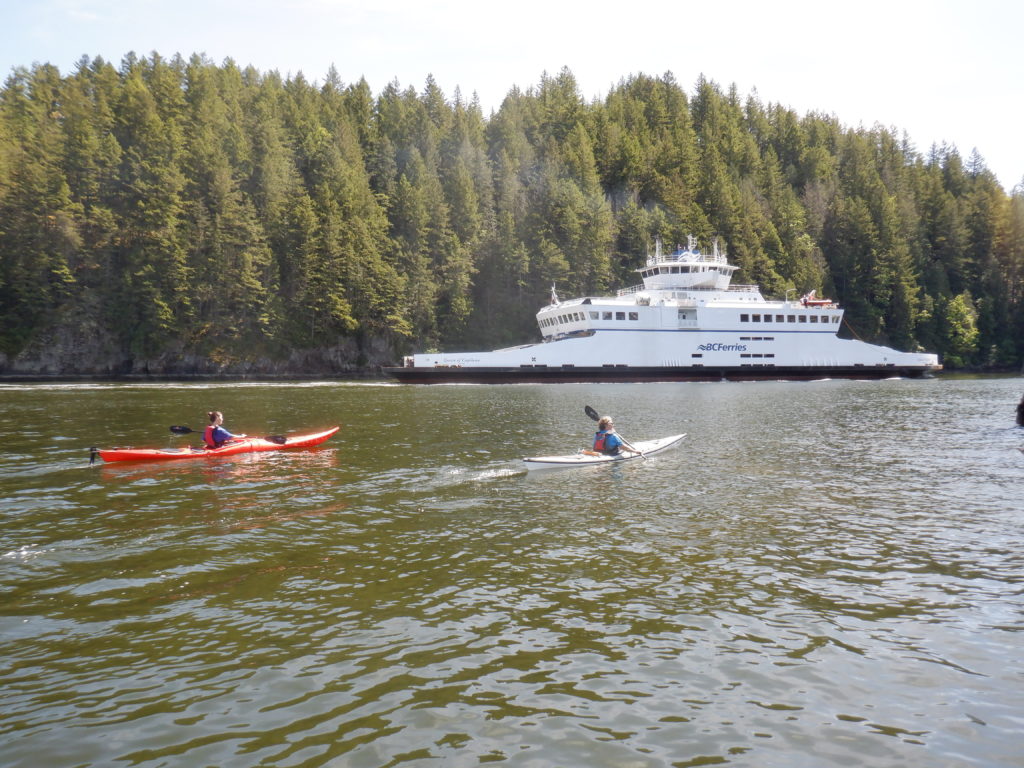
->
169;425;287;445
583;404;645;459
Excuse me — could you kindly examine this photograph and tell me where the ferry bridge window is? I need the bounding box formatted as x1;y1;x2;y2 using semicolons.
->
763;315;772;323
810;315;819;323
752;314;761;322
833;316;840;323
740;314;749;322
590;311;599;319
671;266;679;273
603;312;612;320
628;312;638;321
615;312;626;320
775;315;784;322
787;315;796;322
799;316;807;323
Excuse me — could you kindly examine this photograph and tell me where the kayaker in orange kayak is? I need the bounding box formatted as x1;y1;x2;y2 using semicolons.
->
94;426;338;463
203;411;247;449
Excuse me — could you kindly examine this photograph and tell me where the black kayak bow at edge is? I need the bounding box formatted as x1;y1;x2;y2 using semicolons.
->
169;425;287;445
583;405;645;460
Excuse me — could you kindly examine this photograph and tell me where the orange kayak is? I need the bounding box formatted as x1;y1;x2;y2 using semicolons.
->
94;427;339;463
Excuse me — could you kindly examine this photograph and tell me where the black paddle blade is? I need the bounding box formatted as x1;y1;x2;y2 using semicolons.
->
170;425;194;435
584;405;600;422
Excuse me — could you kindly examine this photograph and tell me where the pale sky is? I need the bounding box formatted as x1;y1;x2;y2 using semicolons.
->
2;0;1022;191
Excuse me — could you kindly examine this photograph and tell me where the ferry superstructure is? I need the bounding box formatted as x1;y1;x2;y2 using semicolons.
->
385;237;941;384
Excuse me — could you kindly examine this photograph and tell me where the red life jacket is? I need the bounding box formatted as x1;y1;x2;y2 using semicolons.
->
203;425;219;449
594;429;621;455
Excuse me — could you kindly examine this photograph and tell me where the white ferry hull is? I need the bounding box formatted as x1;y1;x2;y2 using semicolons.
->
386;329;940;383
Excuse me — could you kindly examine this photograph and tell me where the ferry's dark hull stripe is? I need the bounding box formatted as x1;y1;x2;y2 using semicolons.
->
384;365;935;384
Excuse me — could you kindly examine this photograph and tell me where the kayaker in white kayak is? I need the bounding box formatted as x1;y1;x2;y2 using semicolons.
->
583;416;636;456
203;411;246;449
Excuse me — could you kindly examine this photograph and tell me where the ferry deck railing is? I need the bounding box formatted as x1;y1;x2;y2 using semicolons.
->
616;283;760;297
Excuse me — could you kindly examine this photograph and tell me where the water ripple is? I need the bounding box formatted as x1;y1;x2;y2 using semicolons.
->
1;378;1022;766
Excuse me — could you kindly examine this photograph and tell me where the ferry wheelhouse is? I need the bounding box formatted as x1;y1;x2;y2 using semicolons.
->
385;237;941;384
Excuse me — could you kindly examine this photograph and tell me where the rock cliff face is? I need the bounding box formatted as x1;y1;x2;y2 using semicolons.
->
0;318;398;378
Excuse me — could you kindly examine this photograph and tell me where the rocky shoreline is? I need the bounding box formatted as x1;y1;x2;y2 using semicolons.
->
0;321;400;381
0;369;389;383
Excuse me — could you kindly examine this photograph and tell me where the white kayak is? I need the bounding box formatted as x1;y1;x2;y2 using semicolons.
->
523;433;686;470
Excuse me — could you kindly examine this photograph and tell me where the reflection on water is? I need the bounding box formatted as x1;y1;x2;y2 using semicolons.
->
1;377;1022;767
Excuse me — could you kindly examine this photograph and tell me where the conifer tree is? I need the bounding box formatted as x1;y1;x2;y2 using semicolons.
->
0;65;79;355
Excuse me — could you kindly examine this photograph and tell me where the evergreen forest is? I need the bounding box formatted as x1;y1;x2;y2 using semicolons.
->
1;54;1022;375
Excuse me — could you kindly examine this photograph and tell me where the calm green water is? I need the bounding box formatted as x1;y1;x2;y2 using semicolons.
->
1;377;1022;768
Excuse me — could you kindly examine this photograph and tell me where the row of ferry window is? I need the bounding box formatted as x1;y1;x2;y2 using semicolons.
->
541;310;639;327
692;353;775;358
641;266;724;277
740;313;839;324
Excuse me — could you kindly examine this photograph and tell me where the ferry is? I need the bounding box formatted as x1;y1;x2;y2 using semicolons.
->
385;237;941;384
